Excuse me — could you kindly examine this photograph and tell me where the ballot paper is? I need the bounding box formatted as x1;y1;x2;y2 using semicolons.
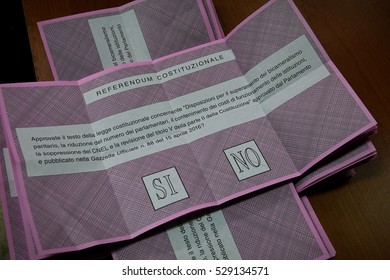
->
201;0;225;40
0;0;225;260
38;0;376;195
112;183;335;260
0;128;49;259
0;125;373;259
0;147;27;260
38;0;222;80
0;0;376;255
0;0;222;260
295;140;376;192
0;0;223;260
111;143;375;260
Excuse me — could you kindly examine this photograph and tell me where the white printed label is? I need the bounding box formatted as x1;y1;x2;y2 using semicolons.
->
142;167;189;210
3;148;18;198
88;10;151;69
224;140;270;181
82;50;236;104
167;210;242;260
16;35;329;177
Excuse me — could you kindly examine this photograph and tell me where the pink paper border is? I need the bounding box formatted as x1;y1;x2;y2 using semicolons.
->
301;196;336;259
112;184;333;260
0;0;378;255
78;39;225;83
288;0;376;125
39;0;216;81
290;185;331;260
296;141;376;192
204;0;225;39
287;0;330;62
197;0;216;41
225;0;276;41
0;121;376;255
0;165;16;259
0;92;39;259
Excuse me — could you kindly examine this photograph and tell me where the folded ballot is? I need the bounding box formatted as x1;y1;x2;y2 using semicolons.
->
1;0;223;260
112;183;335;260
0;0;376;255
0;125;374;259
295;140;376;192
38;0;376;195
38;0;222;80
1;0;224;260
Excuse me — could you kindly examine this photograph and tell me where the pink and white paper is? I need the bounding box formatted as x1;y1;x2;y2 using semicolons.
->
295;140;376;192
0;125;46;259
0;0;376;255
112;183;335;260
38;0;377;195
1;0;224;260
38;0;221;80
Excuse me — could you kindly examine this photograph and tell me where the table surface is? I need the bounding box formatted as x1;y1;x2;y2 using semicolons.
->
6;0;389;259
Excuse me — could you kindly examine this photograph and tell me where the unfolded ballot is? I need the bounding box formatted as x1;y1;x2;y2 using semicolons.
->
0;0;377;259
0;0;376;256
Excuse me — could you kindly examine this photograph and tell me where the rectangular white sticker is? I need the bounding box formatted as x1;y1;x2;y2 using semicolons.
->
16;35;329;177
167;210;242;260
88;9;151;69
3;148;18;198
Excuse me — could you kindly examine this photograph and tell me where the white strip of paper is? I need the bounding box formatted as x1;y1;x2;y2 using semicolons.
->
17;35;329;177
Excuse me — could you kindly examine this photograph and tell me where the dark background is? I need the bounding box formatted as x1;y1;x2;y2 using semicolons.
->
0;1;35;83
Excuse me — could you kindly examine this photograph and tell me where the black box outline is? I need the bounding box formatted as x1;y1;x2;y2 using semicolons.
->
223;140;271;182
142;166;189;211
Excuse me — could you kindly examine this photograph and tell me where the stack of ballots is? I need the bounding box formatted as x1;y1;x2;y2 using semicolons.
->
0;0;377;260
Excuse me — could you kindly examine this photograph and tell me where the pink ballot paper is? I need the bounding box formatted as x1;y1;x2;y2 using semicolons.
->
112;183;335;260
0;0;376;255
0;136;50;260
38;0;375;194
295;140;376;192
1;0;225;260
1;0;223;260
0;125;373;259
0;148;30;260
38;0;222;80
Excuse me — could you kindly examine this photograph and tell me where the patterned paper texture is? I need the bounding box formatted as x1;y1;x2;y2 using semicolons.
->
39;0;217;80
112;184;333;260
2;0;376;259
1;0;223;259
0;0;376;255
39;0;374;193
295;140;376;192
202;0;225;40
0;126;32;259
